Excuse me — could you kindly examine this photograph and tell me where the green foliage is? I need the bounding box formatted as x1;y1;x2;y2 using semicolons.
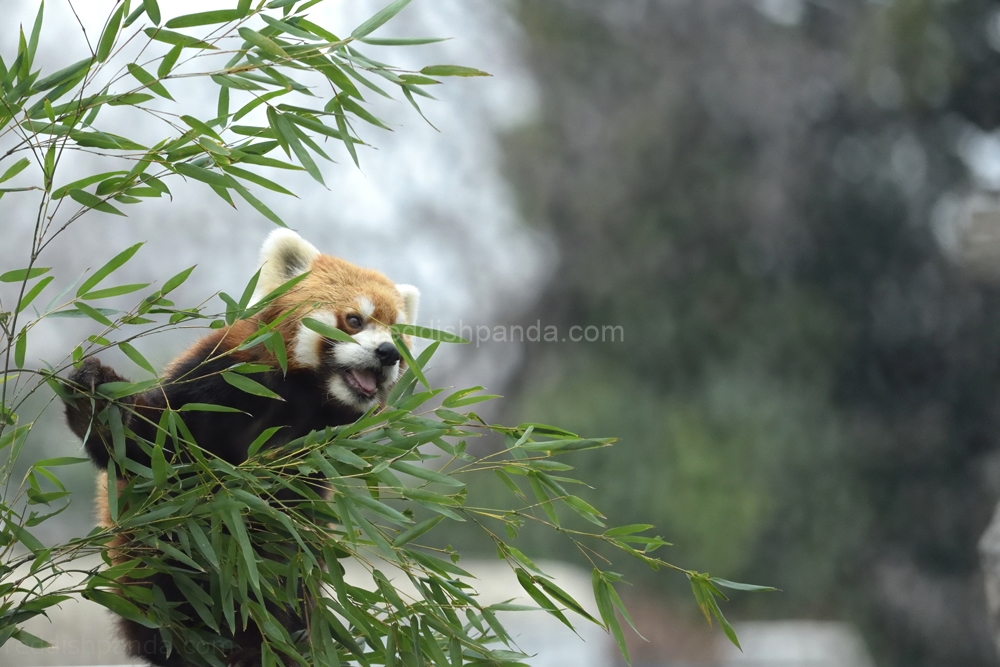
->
47;346;718;665
0;0;768;663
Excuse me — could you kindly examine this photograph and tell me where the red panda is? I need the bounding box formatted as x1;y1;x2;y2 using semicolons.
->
62;229;419;667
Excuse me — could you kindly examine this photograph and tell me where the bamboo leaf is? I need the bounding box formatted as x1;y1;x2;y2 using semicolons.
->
0;267;49;283
295;18;339;43
105;458;120;519
232;89;288;123
70;130;146;151
390;461;464;488
158;44;182;78
239;153;304;171
441;388;500;408
222;372;282;400
260;14;316;40
181;114;222;141
52;171;128;199
144;27;217;50
593;570;630;663
16;29;28;83
400;74;440;86
75;301;114;326
165;9;240;29
28;1;44;65
528;473;559;525
220;164;294;196
42;143;54;188
535;576;600;625
229;179;287;228
324;444;369;469
119;341;157;375
709;577;778;593
211;74;264;91
302;317;356;344
284;112;346;141
346;491;413;526
97;379;159;399
161;266;195;294
420;65;491;78
338;95;392;131
78;243;143;296
217;84;229;122
69;189;124;216
173;162;230;188
81;283;150;300
246;425;286;458
83;589;155;627
33;57;92;92
515;569;573;630
143;0;161;25
186;519;219;569
238;27;289;59
563;494;606;527
604;573;645;640
127;63;173;100
352;0;412;39
149;443;168;487
273;112;324;184
12;629;52;649
178;403;246;414
123;3;146;28
15;328;26;367
108;93;154;106
97;1;126;62
9;522;44;552
359;37;448;46
705;590;740;649
220;503;260;592
0;158;30;183
313;60;361;99
49;305;118;319
17;275;53;313
330;99;359;167
390;324;468;344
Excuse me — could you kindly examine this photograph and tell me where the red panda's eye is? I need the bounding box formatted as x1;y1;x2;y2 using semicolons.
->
346;314;363;329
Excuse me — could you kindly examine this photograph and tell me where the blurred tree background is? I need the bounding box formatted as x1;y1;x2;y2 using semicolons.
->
485;0;1000;665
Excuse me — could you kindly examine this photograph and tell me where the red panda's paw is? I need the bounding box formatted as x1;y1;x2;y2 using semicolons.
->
62;357;130;441
69;357;128;393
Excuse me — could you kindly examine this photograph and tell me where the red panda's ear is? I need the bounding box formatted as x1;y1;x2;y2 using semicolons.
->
396;284;420;325
253;229;320;301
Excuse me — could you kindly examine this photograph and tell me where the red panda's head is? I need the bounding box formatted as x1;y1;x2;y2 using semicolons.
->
252;229;419;413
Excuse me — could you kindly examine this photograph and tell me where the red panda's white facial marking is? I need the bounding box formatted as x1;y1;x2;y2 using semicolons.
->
325;314;399;411
288;303;401;411
254;229;418;414
291;311;334;370
356;296;376;319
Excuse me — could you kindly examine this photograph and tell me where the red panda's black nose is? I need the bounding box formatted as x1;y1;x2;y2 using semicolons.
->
376;342;401;366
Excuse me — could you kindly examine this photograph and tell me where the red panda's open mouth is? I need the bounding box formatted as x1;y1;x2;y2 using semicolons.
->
343;368;378;399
